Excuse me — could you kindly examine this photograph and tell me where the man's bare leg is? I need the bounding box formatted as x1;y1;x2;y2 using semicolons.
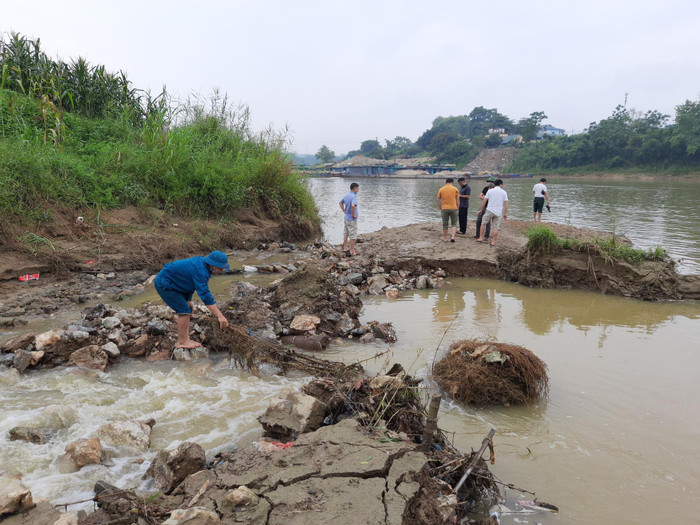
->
533;212;537;222
476;223;486;242
490;228;499;246
451;226;456;241
176;315;200;348
443;229;448;242
342;236;349;252
349;239;357;256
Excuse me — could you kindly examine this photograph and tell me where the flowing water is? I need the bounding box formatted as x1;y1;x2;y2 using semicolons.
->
1;176;699;523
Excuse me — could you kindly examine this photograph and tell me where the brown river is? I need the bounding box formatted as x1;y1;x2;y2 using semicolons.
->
1;177;699;524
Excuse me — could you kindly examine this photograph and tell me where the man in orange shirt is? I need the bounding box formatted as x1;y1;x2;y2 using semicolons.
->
437;178;460;243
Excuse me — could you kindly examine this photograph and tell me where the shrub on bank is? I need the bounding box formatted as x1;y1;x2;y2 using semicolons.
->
526;225;667;265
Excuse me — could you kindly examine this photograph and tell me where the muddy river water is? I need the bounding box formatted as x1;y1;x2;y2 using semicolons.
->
1;177;699;524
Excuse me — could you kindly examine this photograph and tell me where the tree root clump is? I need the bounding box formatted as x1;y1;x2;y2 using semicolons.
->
433;340;549;406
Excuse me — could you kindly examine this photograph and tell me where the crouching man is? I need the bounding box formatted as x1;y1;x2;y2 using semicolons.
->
154;250;230;348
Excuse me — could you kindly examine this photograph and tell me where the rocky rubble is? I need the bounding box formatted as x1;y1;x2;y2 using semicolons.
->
62;372;494;525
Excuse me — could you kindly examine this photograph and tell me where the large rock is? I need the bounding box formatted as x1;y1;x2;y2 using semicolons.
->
337;313;356;335
64;438;103;468
12;349;43;373
0;333;35;353
146;442;206;494
218;486;259;511
289;315;321;332
9;427;49;445
367;275;388;295
97;419;155;450
101;342;120;358
68;346;108;371
346;272;364;285
415;275;429;289
102;317;121;330
161;507;221;525
12;350;32;374
259;391;327;440
0;477;34;516
34;330;61;351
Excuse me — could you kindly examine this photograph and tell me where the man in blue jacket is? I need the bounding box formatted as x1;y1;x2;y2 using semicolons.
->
154;250;231;349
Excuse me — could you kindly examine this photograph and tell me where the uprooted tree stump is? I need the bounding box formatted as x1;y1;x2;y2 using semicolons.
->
433;340;549;406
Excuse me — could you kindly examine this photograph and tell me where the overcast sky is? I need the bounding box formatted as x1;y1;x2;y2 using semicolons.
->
4;0;700;155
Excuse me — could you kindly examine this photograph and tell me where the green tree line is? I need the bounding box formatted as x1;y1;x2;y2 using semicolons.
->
509;102;700;172
337;106;549;167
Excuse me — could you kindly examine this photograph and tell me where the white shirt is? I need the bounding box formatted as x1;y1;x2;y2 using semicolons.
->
533;183;548;198
485;186;508;216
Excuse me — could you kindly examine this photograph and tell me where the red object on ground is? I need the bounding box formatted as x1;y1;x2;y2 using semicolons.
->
86;259;97;264
270;441;294;450
18;273;40;282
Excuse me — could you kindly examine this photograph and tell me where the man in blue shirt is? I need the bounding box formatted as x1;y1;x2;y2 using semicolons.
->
154;250;230;349
339;182;359;256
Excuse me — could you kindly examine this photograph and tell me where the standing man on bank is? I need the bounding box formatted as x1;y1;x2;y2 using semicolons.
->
532;177;550;222
437;178;460;243
340;182;359;256
474;177;495;240
476;179;508;246
457;177;471;235
154;251;231;349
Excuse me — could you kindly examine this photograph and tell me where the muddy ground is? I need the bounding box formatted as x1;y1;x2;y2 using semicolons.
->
0;206;319;290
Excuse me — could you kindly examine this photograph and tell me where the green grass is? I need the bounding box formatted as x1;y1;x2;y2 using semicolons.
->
0;88;319;225
526;225;668;265
0;33;319;228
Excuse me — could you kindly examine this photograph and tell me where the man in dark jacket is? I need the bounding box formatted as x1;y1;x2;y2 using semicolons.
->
154;250;230;348
457;177;471;234
474;177;495;239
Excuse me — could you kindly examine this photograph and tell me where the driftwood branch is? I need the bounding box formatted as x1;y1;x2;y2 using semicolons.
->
453;428;496;495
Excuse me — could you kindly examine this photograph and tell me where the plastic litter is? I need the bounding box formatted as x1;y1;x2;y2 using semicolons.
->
18;273;40;282
243;265;258;273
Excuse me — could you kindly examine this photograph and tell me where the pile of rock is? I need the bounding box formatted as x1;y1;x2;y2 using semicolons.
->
0;303;183;375
222;262;398;346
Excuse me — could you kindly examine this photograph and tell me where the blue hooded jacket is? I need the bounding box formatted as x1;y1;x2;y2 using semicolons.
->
154;256;216;305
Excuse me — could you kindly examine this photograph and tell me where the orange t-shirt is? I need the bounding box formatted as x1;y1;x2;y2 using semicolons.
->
437;184;459;210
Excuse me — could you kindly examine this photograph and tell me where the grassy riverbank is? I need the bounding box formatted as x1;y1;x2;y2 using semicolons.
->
0;88;318;224
0;34;318;234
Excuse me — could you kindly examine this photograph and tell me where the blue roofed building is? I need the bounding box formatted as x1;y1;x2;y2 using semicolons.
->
537;124;566;139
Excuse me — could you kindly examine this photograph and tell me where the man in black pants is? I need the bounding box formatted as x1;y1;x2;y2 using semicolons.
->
457;177;471;234
474;177;495;239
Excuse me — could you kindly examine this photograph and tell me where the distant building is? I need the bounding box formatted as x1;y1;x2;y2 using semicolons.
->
330;155;455;177
537;125;566;139
501;134;523;145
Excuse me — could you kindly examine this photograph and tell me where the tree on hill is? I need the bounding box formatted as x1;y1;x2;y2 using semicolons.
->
315;144;335;163
485;133;503;148
671;100;700;160
517;111;548;142
360;139;387;158
468;106;513;138
416;115;470;149
384;136;413;158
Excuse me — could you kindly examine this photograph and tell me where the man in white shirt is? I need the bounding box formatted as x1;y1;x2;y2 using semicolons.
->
532;178;550;222
476;179;508;246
